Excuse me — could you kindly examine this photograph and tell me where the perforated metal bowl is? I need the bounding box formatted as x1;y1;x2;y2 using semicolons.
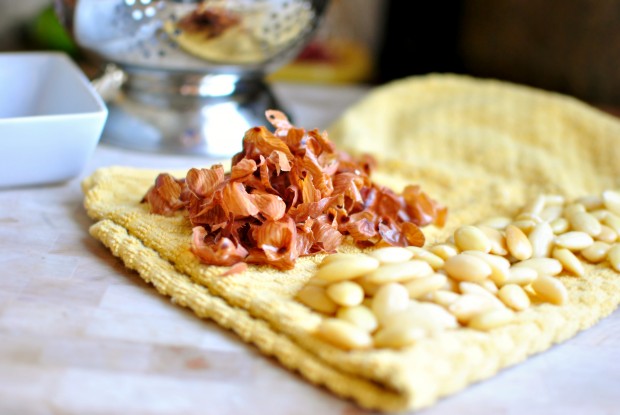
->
55;0;329;156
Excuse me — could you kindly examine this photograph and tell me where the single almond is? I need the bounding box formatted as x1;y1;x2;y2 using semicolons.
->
468;308;515;331
596;225;618;244
444;254;492;282
316;318;373;350
476;225;509;256
607;244;620;272
554;231;594;251
403;273;448;299
498;284;530;311
505;224;533;260
602;190;620;216
552;247;584;277
326;281;364;307
512;258;563;277
364;260;434;284
315;255;380;282
296;285;338;314
550;217;570;234
581;241;611;263
371;283;410;324
568;211;602;237
528;221;555;258
368;246;414;264
462;250;510;285
454;225;492;253
336;305;378;332
407;246;445;270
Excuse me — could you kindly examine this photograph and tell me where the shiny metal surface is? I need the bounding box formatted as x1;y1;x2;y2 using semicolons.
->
55;0;329;156
105;70;284;156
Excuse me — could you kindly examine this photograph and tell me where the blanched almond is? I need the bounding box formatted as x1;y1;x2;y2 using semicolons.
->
364;260;434;284
602;190;620;216
368;247;414;264
448;293;501;323
498;284;530;311
297;285;338;314
319;253;362;267
462;250;510;285
512;258;562;277
607;244;620;272
476;225;508;256
459;281;493;296
510;219;538;234
590;209;610;221
390;302;459;332
603;213;620;235
544;194;566;206
505;224;533;260
564;203;586;217
315;255;380;282
528;221;555;258
373;325;426;349
539;205;563;222
468;308;515;331
581;241;611;263
454;225;492;253
355;276;381;296
515;212;543;224
306;276;329;287
316;318;373;350
595;225;618;244
441;275;460;292
336;305;378;332
429;243;459;260
477;279;499;294
531;275;568;305
552;247;584;277
444;254;492;282
458;282;505;308
575;194;603;211
504;266;538;286
568;211;602;237
550;217;570;234
521;195;546;216
326;281;364;307
428;290;461;307
476;216;512;230
554;231;594;251
407;246;445;270
406;300;459;334
403;273;448;299
371;283;410;324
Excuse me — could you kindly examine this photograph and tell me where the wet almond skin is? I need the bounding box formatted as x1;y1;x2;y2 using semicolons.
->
144;111;446;270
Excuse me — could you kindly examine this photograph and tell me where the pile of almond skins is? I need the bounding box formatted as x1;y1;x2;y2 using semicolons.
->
143;110;446;270
299;191;620;350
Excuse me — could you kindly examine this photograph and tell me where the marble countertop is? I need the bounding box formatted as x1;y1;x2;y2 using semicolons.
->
1;82;618;415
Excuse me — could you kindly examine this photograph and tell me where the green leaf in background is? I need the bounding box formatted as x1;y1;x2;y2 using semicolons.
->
27;5;78;56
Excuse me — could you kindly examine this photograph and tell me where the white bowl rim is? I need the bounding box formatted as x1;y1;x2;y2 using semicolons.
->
0;51;108;123
0;111;106;124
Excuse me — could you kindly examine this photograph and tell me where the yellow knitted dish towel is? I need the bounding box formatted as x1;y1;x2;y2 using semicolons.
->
82;74;620;413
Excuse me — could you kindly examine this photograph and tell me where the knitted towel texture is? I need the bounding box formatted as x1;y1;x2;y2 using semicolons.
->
83;74;620;413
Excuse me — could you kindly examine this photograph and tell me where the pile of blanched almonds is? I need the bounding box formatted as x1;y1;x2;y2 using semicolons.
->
296;190;620;350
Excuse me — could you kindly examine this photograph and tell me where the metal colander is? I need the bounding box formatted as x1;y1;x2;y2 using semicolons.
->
65;0;325;71
55;0;330;156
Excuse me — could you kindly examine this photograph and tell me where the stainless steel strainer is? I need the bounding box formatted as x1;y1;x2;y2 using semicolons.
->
55;0;330;156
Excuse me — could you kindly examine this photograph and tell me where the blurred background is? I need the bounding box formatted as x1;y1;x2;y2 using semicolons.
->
2;0;620;108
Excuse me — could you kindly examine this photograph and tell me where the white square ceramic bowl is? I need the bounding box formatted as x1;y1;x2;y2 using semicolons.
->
0;52;108;188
